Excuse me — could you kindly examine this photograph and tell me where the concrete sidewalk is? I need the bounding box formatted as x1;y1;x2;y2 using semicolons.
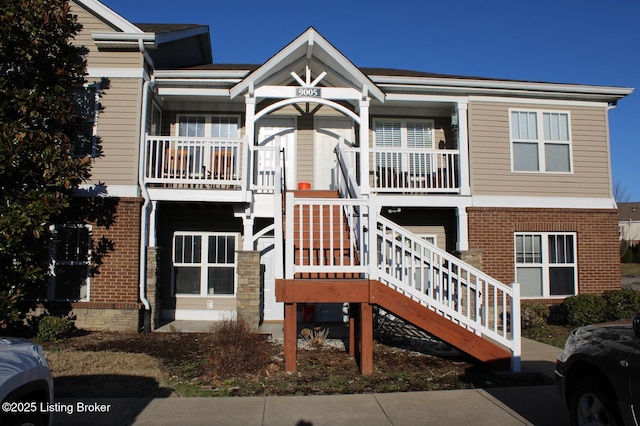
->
53;338;568;425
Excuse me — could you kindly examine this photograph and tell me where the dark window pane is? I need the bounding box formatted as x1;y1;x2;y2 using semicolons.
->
175;267;200;294
207;267;234;295
54;265;87;300
56;227;89;262
550;267;575;296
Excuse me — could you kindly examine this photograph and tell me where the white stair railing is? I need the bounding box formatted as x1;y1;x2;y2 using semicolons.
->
285;143;521;371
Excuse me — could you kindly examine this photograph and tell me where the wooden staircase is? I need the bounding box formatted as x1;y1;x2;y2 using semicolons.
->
276;190;519;376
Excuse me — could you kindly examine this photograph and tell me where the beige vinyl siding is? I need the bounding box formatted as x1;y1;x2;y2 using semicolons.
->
89;78;142;185
404;225;446;251
469;101;611;197
71;2;143;69
297;115;314;186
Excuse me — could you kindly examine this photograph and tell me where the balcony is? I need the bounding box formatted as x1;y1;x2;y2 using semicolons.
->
144;136;245;189
143;136;462;195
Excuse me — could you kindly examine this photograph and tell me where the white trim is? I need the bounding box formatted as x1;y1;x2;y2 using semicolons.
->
74;185;140;198
147;188;251;203
74;0;143;33
472;195;617;209
157;87;230;97
86;68;145;79
164;309;237;321
370;75;632;99
469;96;609;108
384;93;470;104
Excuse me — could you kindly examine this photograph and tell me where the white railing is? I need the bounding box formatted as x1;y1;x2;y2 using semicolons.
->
375;216;521;364
144;135;243;187
369;148;460;193
284;193;370;278
251;145;280;192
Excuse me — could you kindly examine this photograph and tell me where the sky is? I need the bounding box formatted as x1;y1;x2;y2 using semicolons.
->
101;0;640;201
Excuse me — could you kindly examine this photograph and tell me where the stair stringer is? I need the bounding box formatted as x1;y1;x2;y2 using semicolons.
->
369;280;511;369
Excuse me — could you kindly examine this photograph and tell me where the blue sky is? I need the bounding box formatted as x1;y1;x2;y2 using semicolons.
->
101;0;640;201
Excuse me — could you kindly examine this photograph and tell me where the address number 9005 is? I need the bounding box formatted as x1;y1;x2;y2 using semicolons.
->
296;88;321;97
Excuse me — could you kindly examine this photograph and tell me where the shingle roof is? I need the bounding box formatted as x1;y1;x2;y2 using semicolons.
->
619;202;640;221
134;23;204;33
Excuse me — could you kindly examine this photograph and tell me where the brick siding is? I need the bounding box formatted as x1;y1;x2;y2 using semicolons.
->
467;207;621;300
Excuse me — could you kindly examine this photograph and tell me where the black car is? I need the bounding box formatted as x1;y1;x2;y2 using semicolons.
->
556;316;640;425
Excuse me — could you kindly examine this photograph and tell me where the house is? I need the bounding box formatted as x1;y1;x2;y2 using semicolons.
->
619;202;640;246
55;0;632;371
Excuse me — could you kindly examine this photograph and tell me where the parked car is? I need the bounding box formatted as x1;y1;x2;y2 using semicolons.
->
556;316;640;425
0;338;53;426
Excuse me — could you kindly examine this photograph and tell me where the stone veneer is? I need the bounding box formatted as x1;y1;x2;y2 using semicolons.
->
235;250;262;328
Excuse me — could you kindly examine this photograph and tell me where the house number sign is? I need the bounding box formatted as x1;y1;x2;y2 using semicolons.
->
296;88;322;97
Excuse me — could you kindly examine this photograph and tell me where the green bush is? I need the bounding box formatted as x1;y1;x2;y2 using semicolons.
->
520;302;550;339
36;316;73;342
563;294;607;327
603;289;640;321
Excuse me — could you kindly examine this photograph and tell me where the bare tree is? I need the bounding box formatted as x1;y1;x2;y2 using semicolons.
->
614;181;631;203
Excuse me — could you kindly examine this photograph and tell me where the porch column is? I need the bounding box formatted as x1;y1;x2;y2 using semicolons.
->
236;250;261;328
359;98;370;195
148;200;158;247
457;101;470;196
457;205;469;252
284;302;297;372
245;95;256;191
242;215;254;250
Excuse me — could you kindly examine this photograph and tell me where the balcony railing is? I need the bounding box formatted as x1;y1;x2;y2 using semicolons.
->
370;148;460;193
144;136;244;188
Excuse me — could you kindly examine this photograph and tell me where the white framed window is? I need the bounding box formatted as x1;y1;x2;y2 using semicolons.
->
515;232;577;298
374;119;434;174
177;115;240;139
510;110;572;173
71;84;100;157
49;224;91;301
172;232;238;296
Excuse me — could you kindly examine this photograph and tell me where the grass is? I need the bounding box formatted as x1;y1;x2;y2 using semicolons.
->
621;263;640;277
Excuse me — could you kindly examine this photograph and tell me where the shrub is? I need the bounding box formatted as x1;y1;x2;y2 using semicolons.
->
520;302;550;339
208;318;272;378
603;289;640;321
36;316;73;342
563;294;607;327
548;303;568;325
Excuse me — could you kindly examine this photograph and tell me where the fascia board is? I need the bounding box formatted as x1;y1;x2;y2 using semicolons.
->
74;0;142;33
371;75;633;100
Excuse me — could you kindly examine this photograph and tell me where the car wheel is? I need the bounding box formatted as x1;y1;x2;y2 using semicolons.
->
570;378;621;426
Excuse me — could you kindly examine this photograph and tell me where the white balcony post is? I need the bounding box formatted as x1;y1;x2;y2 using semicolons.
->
457;102;470;196
368;202;379;280
456;205;469;252
359;98;370;195
284;191;294;279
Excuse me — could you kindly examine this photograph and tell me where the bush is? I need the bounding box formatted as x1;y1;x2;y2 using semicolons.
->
603;289;640;321
36;316;73;342
208;318;272;378
563;294;607;327
520;302;550;339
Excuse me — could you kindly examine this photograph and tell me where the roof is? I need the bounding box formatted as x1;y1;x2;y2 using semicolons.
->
619;203;640;222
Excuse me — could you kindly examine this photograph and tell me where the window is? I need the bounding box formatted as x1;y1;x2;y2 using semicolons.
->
515;232;577;298
374;119;433;174
177;115;239;138
71;85;99;157
510;110;571;173
172;232;237;296
49;225;91;301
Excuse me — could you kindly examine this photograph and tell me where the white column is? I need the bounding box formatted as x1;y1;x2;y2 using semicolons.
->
242;215;254;250
456;205;469;252
148;200;158;247
244;95;256;191
359;98;370;195
457;101;470;196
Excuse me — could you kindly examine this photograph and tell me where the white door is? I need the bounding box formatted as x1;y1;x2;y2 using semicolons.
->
314;118;355;190
258;237;283;321
257;118;296;191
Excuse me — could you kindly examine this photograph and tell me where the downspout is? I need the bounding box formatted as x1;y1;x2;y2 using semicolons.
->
138;38;155;333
